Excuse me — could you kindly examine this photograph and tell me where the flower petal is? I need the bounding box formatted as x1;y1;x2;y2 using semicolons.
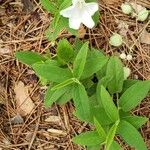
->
85;2;99;16
72;0;79;5
69;17;81;29
81;11;95;28
60;6;75;18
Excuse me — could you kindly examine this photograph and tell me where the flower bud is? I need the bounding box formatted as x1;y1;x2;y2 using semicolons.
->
120;53;127;60
121;3;133;15
137;8;149;21
109;33;123;47
126;54;132;61
123;67;131;79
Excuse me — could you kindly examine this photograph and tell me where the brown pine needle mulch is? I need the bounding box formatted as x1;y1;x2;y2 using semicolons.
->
0;0;150;149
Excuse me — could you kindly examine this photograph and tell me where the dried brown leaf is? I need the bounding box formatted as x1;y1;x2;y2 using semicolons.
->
14;81;35;116
140;29;150;44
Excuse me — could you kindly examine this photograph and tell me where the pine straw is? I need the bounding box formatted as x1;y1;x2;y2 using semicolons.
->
0;0;150;149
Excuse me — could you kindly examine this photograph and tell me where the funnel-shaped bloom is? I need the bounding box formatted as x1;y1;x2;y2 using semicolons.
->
60;0;98;29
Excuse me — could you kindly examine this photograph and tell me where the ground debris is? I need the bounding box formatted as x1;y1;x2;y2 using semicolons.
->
47;128;67;136
10;114;24;124
14;81;35;116
45;115;61;123
140;29;150;45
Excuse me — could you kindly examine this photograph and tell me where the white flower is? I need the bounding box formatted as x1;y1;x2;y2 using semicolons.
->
126;54;132;61
60;0;98;30
123;67;131;79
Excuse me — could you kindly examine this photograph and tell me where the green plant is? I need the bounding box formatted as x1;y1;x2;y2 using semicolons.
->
16;39;150;150
39;0;99;41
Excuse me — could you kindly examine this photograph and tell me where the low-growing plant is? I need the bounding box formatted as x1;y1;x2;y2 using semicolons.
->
16;39;150;150
39;0;99;41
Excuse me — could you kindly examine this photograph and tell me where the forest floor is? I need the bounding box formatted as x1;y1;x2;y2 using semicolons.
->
0;0;150;149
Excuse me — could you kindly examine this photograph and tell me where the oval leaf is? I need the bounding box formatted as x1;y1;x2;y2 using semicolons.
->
72;131;103;146
72;84;91;122
33;63;73;83
119;80;150;112
16;51;46;65
81;50;108;79
94;117;106;140
100;86;119;122
106;56;124;94
117;120;148;150
73;42;88;79
105;120;119;150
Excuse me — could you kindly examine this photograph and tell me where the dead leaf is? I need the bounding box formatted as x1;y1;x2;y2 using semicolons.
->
14;81;35;116
140;29;150;44
47;129;67;136
45;116;61;123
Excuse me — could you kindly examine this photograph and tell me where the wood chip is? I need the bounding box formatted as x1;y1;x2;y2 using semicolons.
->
0;47;11;54
47;129;67;136
14;81;35;116
45;116;61;123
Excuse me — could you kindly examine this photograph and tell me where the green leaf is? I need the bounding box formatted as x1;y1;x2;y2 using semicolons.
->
33;63;73;83
105;120;119;150
117;120;148;150
109;141;122;150
119;80;150;112
59;0;72;10
81;50;108;79
122;79;138;93
96;62;107;80
72;131;103;146
92;11;100;26
56;87;72;105
94;118;106;140
57;39;74;63
121;115;148;129
100;86;119;122
44;85;70;107
40;0;58;14
72;84;91;122
73;42;88;79
106;56;124;94
73;38;84;52
51;78;74;91
87;145;101;150
16;51;46;65
96;76;112;107
45;15;63;41
91;106;113;125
